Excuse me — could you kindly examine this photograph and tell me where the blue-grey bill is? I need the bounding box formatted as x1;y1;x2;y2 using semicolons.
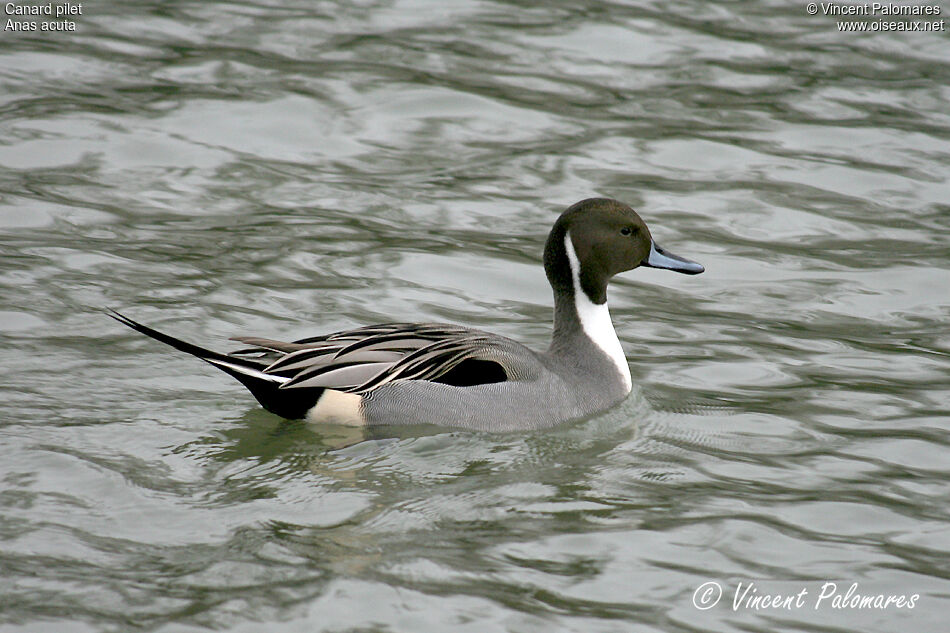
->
643;241;704;274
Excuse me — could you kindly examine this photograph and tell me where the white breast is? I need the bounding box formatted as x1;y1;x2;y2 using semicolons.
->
563;232;632;393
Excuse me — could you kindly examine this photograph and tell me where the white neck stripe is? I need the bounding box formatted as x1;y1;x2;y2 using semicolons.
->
563;232;632;392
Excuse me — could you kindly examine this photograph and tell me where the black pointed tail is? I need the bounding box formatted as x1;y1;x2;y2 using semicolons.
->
107;310;320;419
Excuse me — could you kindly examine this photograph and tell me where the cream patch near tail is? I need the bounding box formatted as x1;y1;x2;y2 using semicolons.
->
305;389;366;426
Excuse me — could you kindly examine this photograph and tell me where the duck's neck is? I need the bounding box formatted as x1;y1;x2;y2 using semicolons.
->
549;233;632;392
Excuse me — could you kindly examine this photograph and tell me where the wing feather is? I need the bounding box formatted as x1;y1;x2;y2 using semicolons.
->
263;346;341;373
228;323;533;394
282;361;397;390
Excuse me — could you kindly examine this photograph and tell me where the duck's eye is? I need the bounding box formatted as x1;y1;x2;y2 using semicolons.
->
620;227;633;236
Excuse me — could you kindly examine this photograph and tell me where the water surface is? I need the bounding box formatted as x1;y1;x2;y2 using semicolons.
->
1;1;948;631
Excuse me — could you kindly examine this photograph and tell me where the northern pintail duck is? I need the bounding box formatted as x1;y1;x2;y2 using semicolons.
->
110;198;703;431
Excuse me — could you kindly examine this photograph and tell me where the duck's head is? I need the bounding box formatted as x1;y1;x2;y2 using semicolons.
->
544;198;703;304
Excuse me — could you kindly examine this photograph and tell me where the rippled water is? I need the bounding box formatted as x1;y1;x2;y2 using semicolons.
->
2;1;949;631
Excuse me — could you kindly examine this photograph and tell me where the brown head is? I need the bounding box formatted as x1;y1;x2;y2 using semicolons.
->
544;198;703;304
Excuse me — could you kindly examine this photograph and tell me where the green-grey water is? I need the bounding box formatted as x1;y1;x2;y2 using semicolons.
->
1;1;949;631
